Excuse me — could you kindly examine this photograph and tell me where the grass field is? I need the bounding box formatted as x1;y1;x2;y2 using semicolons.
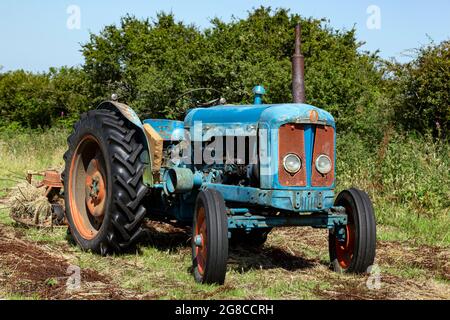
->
0;129;449;300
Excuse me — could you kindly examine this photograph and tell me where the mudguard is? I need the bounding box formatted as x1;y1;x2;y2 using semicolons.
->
97;101;154;186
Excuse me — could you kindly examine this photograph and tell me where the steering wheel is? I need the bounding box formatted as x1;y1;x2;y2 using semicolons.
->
175;88;226;108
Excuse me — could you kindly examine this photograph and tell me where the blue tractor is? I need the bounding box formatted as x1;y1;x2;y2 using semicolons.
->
63;25;376;284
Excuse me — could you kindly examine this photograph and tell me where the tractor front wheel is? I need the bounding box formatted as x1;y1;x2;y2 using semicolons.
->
63;109;148;255
192;189;229;285
329;188;376;274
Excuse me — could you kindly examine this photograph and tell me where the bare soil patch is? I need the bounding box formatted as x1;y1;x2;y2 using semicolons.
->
0;224;134;300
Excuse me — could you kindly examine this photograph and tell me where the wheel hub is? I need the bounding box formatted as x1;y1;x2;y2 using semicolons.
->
90;178;100;198
85;158;106;219
336;226;347;243
194;207;207;276
335;223;355;269
194;235;204;247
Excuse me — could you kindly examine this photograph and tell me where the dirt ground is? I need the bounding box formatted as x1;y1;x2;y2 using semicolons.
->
0;224;142;299
0;214;448;300
221;225;449;300
272;228;449;300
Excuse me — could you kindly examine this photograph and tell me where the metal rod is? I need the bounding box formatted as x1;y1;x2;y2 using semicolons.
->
292;23;306;103
228;213;348;230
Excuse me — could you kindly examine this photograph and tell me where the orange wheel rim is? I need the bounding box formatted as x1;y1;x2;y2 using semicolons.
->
335;207;355;269
68;135;107;240
194;206;207;276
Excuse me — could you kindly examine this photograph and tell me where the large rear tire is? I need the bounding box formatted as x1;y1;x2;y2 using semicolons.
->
192;189;229;285
329;188;377;274
63;109;148;255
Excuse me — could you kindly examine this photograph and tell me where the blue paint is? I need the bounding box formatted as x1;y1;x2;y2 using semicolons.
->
163;168;194;194
304;125;314;187
229;208;250;215
252;85;266;105
143;119;185;141
97;87;343;232
228;213;347;230
202;183;335;212
184;103;335;129
259;104;335;129
193;171;204;187
184;103;336;193
336;226;347;242
194;235;203;247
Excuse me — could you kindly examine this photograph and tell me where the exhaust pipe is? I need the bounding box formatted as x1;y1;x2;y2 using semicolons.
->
292;23;306;104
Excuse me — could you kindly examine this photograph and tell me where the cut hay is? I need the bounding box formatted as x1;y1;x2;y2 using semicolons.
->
7;182;53;227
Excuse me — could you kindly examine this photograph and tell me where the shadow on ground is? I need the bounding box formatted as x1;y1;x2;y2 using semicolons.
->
140;221;319;273
228;246;318;272
139;220;191;253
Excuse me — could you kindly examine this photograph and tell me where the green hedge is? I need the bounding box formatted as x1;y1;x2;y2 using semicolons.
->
0;7;448;141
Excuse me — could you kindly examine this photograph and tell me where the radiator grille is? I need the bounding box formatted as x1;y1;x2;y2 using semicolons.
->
278;124;306;186
278;124;335;187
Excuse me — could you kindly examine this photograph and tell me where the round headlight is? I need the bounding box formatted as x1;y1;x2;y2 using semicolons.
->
315;155;332;175
283;154;302;174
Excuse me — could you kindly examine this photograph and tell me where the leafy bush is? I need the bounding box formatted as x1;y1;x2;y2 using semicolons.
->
0;70;53;128
388;40;450;137
0;8;449;246
337;131;450;245
0;67;92;129
337;131;450;220
81;7;385;136
48;67;94;126
0;7;448;142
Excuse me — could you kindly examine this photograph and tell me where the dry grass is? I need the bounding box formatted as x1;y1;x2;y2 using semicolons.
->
1;130;449;300
0;210;449;300
0;129;67;198
7;182;52;226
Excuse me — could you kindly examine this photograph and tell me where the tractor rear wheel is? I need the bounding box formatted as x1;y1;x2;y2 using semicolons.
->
63;109;148;255
192;189;229;285
329;188;376;274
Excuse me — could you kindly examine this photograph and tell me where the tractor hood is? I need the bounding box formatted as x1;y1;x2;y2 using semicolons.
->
184;104;335;132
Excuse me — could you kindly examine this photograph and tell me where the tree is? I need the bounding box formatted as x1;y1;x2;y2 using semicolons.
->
82;13;206;118
0;7;389;136
391;40;450;138
0;70;53;128
81;7;385;136
49;67;93;126
0;67;92;129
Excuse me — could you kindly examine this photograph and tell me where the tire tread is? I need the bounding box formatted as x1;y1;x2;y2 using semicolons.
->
330;188;376;274
63;109;148;255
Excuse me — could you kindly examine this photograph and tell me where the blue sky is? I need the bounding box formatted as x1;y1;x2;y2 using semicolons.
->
0;0;449;72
